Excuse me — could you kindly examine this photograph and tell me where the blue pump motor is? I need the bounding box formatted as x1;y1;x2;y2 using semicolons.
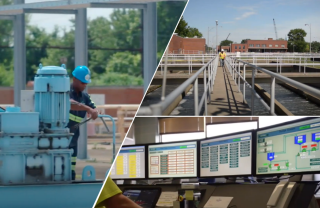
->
34;64;70;131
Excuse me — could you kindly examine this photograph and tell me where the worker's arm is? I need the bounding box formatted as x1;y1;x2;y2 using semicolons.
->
100;193;142;208
70;99;98;119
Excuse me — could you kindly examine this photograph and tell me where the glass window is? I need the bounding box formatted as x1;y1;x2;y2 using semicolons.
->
161;132;205;143
256;44;260;47
262;44;266;47
243;46;245;49
275;44;278;47
249;44;254;47
235;46;237;49
269;44;272;47
281;45;285;48
207;122;258;137
259;117;308;128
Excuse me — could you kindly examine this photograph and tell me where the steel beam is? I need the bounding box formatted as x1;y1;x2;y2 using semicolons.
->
0;15;15;20
143;2;157;92
75;8;89;160
0;0;184;15
14;0;26;107
23;8;77;14
90;3;146;9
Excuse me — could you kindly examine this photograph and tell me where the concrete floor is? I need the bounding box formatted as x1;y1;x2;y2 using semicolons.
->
75;140;123;181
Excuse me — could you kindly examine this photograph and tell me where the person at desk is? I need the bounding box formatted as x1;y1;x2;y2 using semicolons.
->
95;177;142;208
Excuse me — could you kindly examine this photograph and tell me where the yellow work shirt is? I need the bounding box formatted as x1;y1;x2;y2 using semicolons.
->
95;177;122;208
219;52;226;59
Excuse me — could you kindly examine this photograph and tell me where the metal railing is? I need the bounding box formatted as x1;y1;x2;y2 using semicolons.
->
138;56;219;115
228;57;320;115
159;54;216;75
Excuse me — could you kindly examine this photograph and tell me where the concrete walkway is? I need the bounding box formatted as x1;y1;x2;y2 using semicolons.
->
208;66;251;115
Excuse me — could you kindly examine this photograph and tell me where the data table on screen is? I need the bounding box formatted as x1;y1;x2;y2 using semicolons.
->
200;132;252;177
148;142;197;178
111;146;145;179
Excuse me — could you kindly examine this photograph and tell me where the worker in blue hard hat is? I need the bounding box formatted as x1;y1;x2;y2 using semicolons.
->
67;65;99;180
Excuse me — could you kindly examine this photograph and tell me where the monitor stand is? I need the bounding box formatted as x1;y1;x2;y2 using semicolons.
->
289;175;303;182
172;179;182;184
123;180;133;185
225;177;237;183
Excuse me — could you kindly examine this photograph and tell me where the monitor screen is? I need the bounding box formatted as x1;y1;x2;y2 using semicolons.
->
256;118;320;175
122;188;161;208
148;141;197;178
110;145;145;179
200;132;252;177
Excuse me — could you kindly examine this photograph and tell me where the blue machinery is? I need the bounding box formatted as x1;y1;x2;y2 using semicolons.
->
0;65;116;208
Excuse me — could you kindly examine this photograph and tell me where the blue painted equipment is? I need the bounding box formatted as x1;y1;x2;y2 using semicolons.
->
0;64;117;208
0;64;73;184
72;65;91;84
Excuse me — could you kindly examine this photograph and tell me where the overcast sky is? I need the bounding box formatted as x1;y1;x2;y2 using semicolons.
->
183;0;320;45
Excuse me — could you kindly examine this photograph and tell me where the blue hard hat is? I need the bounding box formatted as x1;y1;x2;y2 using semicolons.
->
72;66;91;83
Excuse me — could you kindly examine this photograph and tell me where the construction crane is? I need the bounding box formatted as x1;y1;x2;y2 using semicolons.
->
226;33;230;40
273;19;278;40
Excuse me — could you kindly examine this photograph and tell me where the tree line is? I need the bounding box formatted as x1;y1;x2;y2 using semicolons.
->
0;0;186;86
220;29;320;53
174;17;319;53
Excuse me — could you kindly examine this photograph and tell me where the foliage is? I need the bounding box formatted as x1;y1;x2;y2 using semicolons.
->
220;40;233;46
157;1;186;60
106;52;141;76
90;72;143;86
0;64;14;86
0;1;184;86
174;16;203;38
311;41;320;53
241;39;250;44
287;29;307;52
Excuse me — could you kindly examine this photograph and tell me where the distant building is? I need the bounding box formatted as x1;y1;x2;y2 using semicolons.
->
168;34;206;54
231;38;288;53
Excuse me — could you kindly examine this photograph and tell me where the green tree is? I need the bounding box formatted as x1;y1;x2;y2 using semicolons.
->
174;16;188;37
157;1;186;58
287;29;307;52
186;27;202;38
106;52;141;76
220;40;233;46
311;41;320;53
174;16;202;38
0;64;14;86
241;39;250;44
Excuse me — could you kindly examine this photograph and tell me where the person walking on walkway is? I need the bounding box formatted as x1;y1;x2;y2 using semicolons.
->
219;49;226;67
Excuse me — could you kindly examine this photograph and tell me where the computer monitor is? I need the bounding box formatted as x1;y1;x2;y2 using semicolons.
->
148;141;197;178
110;145;146;179
200;131;253;177
255;117;320;176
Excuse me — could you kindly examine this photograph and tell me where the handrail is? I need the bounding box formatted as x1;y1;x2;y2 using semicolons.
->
98;115;116;162
224;57;276;116
229;56;320;115
138;56;219;115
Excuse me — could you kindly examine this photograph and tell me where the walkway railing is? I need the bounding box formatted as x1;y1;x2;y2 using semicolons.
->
138;56;219;115
224;57;275;115
229;57;320;115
